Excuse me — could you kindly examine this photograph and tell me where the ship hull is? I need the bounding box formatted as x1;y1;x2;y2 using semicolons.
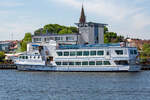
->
16;65;141;72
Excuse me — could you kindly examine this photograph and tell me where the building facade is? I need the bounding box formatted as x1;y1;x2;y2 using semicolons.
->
0;42;10;52
32;34;80;45
76;22;107;44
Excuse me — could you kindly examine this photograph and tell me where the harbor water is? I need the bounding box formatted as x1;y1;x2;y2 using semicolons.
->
0;70;150;100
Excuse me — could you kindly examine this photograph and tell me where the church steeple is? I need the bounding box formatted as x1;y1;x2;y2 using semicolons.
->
79;5;86;24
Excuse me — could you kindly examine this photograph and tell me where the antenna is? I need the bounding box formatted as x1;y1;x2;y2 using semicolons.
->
11;33;13;40
9;33;10;40
82;0;85;5
82;0;85;9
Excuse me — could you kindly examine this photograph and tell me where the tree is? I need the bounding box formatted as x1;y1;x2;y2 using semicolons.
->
59;28;73;34
34;28;43;35
0;52;5;62
34;24;78;35
20;33;32;51
104;32;124;43
141;43;150;57
69;26;78;33
104;26;108;34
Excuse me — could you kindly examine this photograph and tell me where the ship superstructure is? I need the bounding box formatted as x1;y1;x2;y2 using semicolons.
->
15;41;141;72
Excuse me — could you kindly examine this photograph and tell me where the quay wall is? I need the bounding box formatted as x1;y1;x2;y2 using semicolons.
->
0;64;17;69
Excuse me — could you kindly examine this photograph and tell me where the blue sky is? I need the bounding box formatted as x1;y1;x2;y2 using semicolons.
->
0;0;150;40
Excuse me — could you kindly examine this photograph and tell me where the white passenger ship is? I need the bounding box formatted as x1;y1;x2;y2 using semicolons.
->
15;41;141;72
15;6;141;72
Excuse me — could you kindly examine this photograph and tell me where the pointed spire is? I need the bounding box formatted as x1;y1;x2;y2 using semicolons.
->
79;5;86;24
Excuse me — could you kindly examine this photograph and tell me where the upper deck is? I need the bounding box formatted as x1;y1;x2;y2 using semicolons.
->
58;43;136;50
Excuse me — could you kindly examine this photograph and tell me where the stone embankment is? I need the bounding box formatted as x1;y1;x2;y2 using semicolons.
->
141;65;150;70
0;64;17;69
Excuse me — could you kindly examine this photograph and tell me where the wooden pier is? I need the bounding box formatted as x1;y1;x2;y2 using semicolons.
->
0;64;17;69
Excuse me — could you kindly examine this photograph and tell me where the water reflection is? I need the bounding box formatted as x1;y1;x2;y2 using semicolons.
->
0;70;150;100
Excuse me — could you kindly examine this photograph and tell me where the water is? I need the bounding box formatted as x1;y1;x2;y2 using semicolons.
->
0;70;150;100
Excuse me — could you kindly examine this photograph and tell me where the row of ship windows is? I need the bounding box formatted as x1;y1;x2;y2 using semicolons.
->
57;50;137;56
34;36;75;42
19;56;41;59
56;61;111;66
130;50;137;55
57;51;104;56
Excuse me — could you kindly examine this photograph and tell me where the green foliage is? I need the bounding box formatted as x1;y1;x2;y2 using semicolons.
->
20;33;32;51
141;43;150;58
0;52;5;62
34;28;43;35
34;24;78;35
59;28;73;34
69;26;78;33
104;26;108;34
104;32;124;43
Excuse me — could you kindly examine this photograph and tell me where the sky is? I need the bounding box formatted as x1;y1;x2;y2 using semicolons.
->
0;0;150;40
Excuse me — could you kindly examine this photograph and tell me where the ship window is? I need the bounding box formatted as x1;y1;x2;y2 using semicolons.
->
61;37;63;40
82;61;88;65
97;51;104;56
34;38;41;42
70;52;76;56
56;62;61;65
130;50;134;55
30;56;32;59
34;56;36;59
69;62;74;65
96;61;102;65
57;52;63;56
66;37;74;41
63;62;68;65
55;37;60;41
90;51;96;56
115;60;128;65
38;56;40;59
89;61;95;65
77;51;82;56
115;50;123;55
64;52;69;56
83;51;89;56
104;61;111;65
26;56;28;59
49;37;54;40
22;56;25;59
75;62;81;65
107;51;110;55
134;50;137;54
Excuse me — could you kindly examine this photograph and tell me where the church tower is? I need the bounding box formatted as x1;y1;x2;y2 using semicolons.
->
76;6;107;44
79;5;86;24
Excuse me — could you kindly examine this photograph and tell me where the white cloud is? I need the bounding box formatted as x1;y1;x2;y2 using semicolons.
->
0;0;150;40
131;13;150;30
51;0;150;39
0;15;47;40
51;0;141;21
0;1;24;7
